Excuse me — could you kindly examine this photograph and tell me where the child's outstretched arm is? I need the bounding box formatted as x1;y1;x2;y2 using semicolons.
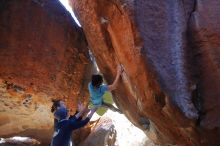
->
108;65;123;91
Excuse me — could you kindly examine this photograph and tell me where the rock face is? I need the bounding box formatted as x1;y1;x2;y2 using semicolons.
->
0;0;92;144
1;0;220;145
82;117;116;146
71;0;220;145
189;0;220;130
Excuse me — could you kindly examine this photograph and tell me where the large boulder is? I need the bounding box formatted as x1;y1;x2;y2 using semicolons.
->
82;117;116;146
0;0;92;144
71;0;220;145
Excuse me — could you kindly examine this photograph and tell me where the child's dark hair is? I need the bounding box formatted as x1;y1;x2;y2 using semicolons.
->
51;99;61;113
91;74;103;87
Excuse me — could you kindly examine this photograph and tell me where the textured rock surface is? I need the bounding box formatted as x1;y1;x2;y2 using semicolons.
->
82;117;116;146
1;0;220;145
0;0;92;144
189;0;220;130
71;0;220;145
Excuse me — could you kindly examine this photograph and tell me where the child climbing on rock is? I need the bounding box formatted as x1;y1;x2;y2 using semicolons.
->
88;65;123;113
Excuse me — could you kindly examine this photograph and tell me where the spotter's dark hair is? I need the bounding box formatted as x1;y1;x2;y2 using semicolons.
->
51;99;61;113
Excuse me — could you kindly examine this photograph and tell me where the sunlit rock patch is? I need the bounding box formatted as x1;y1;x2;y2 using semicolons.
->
0;136;40;146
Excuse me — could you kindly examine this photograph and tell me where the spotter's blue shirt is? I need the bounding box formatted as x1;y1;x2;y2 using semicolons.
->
88;82;108;106
51;117;90;146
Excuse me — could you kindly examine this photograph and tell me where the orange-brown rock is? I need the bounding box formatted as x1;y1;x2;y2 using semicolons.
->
82;117;116;146
0;0;92;144
1;0;220;145
71;0;220;145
